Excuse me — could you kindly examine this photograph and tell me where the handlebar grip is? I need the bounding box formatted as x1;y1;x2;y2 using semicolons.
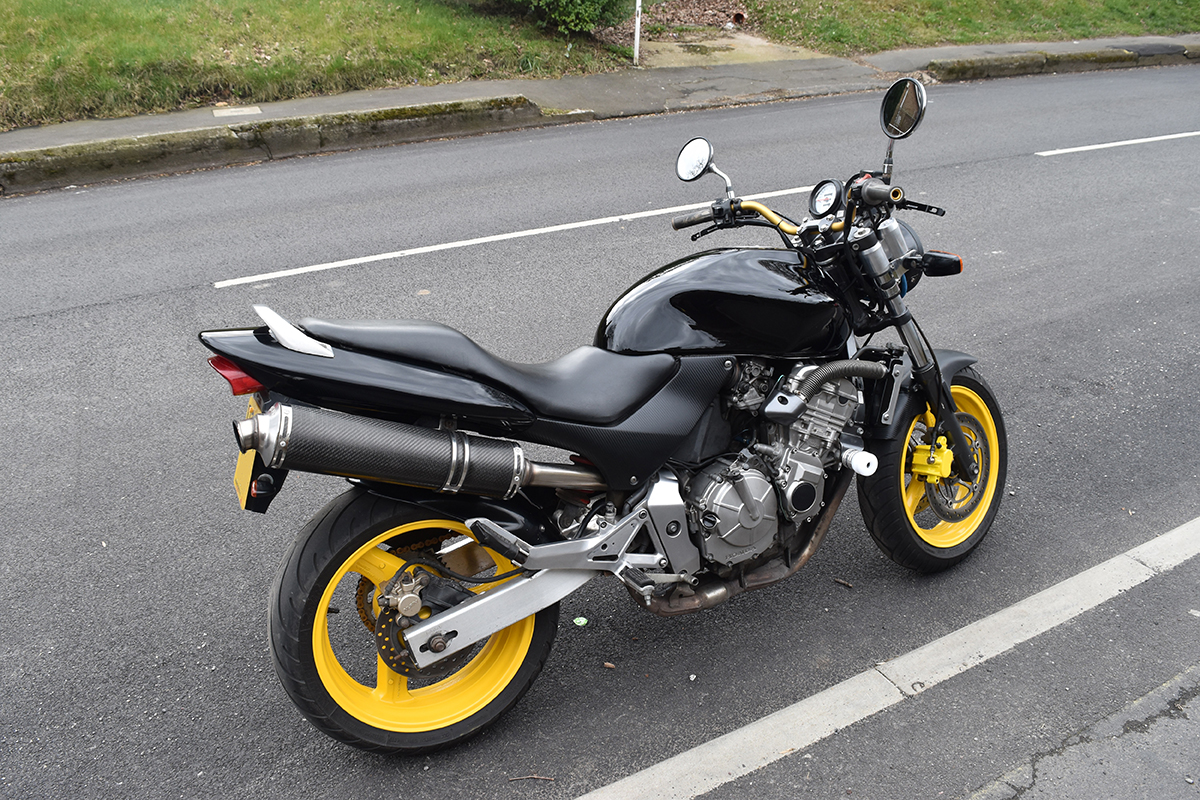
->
859;179;896;206
672;207;716;230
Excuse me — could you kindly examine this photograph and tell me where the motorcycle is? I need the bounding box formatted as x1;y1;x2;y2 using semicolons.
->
200;78;1007;753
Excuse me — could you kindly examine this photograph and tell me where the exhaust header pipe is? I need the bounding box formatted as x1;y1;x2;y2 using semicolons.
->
234;404;605;499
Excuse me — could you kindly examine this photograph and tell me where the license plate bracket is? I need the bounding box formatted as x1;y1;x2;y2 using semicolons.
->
233;399;288;514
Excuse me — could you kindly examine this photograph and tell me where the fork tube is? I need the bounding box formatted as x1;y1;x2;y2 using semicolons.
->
855;230;979;481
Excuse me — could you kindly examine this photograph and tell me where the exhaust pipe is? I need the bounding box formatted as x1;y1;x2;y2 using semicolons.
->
234;403;605;499
642;469;853;617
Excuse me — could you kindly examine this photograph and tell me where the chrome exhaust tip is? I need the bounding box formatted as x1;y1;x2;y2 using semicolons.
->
233;417;257;452
231;403;290;466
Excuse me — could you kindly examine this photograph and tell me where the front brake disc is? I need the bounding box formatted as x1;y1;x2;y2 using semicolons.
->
925;412;989;523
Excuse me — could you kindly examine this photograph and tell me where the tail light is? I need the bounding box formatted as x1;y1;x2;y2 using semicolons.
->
208;355;265;396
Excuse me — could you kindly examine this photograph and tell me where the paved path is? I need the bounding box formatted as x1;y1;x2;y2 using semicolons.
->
1;34;1196;194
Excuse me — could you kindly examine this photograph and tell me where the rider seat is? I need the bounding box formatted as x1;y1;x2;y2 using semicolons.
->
298;318;677;425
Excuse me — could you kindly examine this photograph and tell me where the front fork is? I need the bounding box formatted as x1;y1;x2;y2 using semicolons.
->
852;227;980;481
903;332;979;481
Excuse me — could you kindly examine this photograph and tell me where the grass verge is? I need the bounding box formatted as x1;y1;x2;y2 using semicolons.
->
746;0;1200;59
0;0;626;131
1;0;1197;132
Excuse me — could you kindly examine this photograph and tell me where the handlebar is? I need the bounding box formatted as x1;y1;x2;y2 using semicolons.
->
672;206;716;230
737;201;799;235
859;178;903;206
671;199;804;235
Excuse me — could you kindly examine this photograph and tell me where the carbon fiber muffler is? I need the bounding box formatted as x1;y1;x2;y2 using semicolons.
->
234;403;605;498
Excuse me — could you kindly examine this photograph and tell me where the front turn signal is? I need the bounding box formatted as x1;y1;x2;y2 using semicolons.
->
923;250;963;277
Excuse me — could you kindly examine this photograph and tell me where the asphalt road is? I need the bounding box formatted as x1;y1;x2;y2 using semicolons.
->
3;66;1199;799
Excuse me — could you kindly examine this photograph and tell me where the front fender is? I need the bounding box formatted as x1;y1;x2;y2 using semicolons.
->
865;349;980;442
932;349;979;381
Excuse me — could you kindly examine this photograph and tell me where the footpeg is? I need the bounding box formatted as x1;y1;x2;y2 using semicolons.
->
619;566;655;590
618;564;657;606
467;518;532;565
469;503;666;575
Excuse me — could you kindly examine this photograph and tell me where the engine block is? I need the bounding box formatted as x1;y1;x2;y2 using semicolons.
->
780;373;858;515
685;362;864;569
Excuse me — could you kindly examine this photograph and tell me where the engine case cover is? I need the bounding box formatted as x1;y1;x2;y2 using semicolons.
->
782;450;825;518
688;460;779;566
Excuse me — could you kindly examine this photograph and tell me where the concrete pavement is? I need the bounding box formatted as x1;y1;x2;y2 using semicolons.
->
0;33;1196;194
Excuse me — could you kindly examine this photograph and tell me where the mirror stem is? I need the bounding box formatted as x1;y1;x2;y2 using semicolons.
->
882;140;895;183
711;165;735;199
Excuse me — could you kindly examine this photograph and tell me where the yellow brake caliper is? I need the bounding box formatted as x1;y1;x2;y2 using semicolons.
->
910;435;954;483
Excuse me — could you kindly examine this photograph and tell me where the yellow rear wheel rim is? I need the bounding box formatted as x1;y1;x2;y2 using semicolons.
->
901;386;1000;549
312;520;535;733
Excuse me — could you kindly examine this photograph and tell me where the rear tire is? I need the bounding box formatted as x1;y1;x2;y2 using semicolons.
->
270;487;558;753
858;367;1007;572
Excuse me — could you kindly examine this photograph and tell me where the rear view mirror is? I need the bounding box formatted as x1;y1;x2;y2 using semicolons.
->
880;78;927;140
676;138;715;182
674;137;734;199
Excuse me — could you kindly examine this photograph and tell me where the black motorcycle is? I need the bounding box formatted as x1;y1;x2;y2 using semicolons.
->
200;78;1007;753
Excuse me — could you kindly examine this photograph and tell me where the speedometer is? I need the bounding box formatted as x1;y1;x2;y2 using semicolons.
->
809;180;844;218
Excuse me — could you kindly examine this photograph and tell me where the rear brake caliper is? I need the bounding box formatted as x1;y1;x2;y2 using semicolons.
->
374;567;474;676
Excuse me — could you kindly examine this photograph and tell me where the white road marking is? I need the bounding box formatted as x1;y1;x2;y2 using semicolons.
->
578;515;1200;800
212;106;263;117
1036;130;1200;157
211;186;814;288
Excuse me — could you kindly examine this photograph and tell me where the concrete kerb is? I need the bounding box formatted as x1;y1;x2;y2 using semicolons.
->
927;43;1197;81
0;95;590;195
2;38;1198;195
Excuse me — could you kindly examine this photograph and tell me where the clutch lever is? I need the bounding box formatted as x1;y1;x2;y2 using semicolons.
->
896;199;946;216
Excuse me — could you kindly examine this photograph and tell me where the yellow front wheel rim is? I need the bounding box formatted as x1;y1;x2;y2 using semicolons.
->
311;520;535;733
901;386;1000;549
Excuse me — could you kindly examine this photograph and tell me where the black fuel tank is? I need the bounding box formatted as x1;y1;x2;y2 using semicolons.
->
595;248;850;357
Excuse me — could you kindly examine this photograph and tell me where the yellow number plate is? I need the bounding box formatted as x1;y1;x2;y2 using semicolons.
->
233;397;269;512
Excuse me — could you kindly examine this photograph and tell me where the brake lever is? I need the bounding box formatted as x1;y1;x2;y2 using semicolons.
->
691;224;721;242
896;199;946;217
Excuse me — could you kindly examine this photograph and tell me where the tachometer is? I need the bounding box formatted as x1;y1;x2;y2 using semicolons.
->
809;180;844;218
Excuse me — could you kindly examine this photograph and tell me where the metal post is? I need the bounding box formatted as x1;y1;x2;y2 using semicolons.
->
634;0;642;66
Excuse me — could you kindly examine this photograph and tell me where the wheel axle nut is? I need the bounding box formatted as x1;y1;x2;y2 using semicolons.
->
429;634;448;653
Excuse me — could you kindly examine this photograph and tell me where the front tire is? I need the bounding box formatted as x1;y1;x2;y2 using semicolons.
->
270;487;558;753
858;366;1007;572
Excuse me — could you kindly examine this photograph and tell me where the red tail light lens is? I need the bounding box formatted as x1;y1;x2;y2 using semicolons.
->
207;355;265;396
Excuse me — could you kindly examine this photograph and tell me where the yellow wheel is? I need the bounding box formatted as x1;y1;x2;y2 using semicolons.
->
270;488;557;753
858;366;1007;572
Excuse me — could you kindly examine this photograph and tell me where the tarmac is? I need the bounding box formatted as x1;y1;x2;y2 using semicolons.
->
0;33;1196;195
